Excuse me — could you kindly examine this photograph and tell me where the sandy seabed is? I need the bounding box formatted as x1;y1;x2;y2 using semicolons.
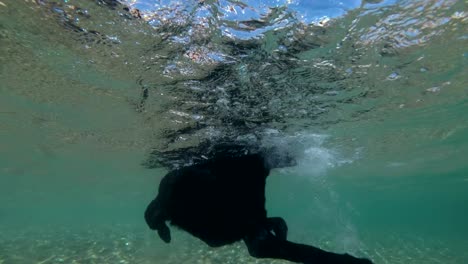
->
0;225;466;264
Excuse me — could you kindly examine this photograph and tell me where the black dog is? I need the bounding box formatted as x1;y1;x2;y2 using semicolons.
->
145;151;373;264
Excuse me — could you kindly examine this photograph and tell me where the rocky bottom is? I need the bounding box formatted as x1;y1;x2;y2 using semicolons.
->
0;225;466;264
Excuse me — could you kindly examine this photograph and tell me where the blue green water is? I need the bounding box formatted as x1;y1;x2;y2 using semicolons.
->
1;0;467;263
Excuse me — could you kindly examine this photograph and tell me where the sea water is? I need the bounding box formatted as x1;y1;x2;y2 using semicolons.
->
0;0;467;263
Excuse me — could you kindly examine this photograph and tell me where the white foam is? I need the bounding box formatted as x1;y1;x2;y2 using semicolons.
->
264;132;356;179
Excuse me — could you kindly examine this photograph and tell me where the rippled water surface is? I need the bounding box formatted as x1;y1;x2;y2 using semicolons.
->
1;0;467;263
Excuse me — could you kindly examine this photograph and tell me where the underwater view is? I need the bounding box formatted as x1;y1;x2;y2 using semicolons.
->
0;0;467;263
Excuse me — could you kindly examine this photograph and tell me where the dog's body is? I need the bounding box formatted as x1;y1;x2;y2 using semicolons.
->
145;152;373;264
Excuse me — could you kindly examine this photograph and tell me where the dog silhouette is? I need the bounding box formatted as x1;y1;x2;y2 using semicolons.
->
145;151;373;264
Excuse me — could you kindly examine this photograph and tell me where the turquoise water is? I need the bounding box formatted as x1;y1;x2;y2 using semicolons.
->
1;0;467;263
